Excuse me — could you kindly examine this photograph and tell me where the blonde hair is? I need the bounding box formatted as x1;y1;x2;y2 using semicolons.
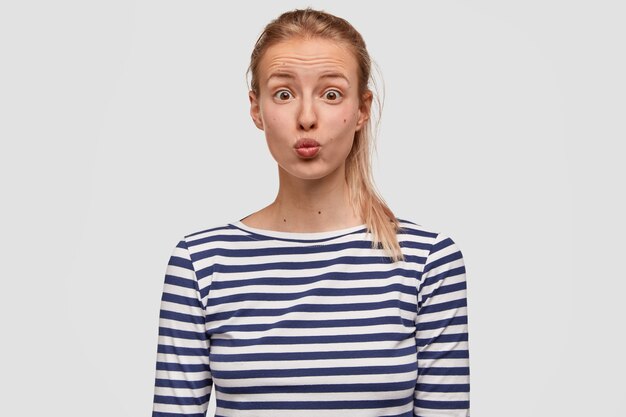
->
246;7;405;263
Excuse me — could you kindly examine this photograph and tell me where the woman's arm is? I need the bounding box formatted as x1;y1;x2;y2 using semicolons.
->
152;238;212;417
414;233;470;417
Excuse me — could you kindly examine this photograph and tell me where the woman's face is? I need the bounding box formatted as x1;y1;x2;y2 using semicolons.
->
249;37;372;181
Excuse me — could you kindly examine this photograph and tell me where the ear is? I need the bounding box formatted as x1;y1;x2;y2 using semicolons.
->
355;90;373;132
249;90;264;131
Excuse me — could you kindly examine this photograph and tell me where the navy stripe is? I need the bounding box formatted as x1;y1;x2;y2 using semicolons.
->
161;292;202;308
215;380;416;394
163;274;196;289
210;267;419;290
155;361;210;373
211;345;416;362
167;252;194;270
416;383;470;393
418;349;470;360
195;239;377;258
153;393;211;406
159;309;205;325
212;255;402;274
217;397;412;410
210;283;417;305
154;378;212;389
159;326;206;341
206;299;417;322
157;344;208;357
153;412;206;417
417;366;470;376
415;399;470;409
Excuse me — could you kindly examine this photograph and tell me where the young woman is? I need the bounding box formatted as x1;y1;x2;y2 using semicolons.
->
152;8;470;417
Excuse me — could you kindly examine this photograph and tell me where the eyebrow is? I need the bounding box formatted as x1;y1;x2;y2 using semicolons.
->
266;71;350;86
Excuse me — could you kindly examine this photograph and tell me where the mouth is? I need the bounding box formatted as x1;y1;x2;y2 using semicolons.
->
294;138;321;149
294;138;321;159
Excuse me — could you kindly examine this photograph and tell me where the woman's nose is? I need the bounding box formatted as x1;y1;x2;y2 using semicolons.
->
297;97;317;130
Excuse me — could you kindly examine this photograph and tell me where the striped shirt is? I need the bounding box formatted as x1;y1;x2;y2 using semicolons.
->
152;218;470;417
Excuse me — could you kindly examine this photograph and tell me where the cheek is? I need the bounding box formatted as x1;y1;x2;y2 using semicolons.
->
261;115;286;138
332;107;359;132
325;110;359;149
261;104;293;130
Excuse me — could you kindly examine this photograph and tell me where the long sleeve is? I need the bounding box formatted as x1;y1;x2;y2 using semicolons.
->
414;233;470;417
152;238;212;417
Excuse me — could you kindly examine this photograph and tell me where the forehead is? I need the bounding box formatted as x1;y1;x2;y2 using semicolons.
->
259;38;358;84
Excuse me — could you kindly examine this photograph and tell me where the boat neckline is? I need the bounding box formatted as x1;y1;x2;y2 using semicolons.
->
229;220;368;241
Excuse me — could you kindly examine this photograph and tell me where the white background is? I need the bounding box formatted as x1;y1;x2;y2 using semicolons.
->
1;0;624;416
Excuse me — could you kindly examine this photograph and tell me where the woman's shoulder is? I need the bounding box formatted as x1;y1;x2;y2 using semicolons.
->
177;220;244;247
396;216;445;239
398;215;465;258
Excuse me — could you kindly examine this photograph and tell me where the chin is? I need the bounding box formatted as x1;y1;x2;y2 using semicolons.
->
280;161;343;181
288;169;329;181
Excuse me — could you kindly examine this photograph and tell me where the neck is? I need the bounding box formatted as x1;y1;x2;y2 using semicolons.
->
266;163;363;232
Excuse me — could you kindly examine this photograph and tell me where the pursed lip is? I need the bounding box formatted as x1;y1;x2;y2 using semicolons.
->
294;138;321;148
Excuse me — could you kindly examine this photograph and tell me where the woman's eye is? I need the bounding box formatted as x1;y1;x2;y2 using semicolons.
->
274;90;293;101
324;89;342;101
